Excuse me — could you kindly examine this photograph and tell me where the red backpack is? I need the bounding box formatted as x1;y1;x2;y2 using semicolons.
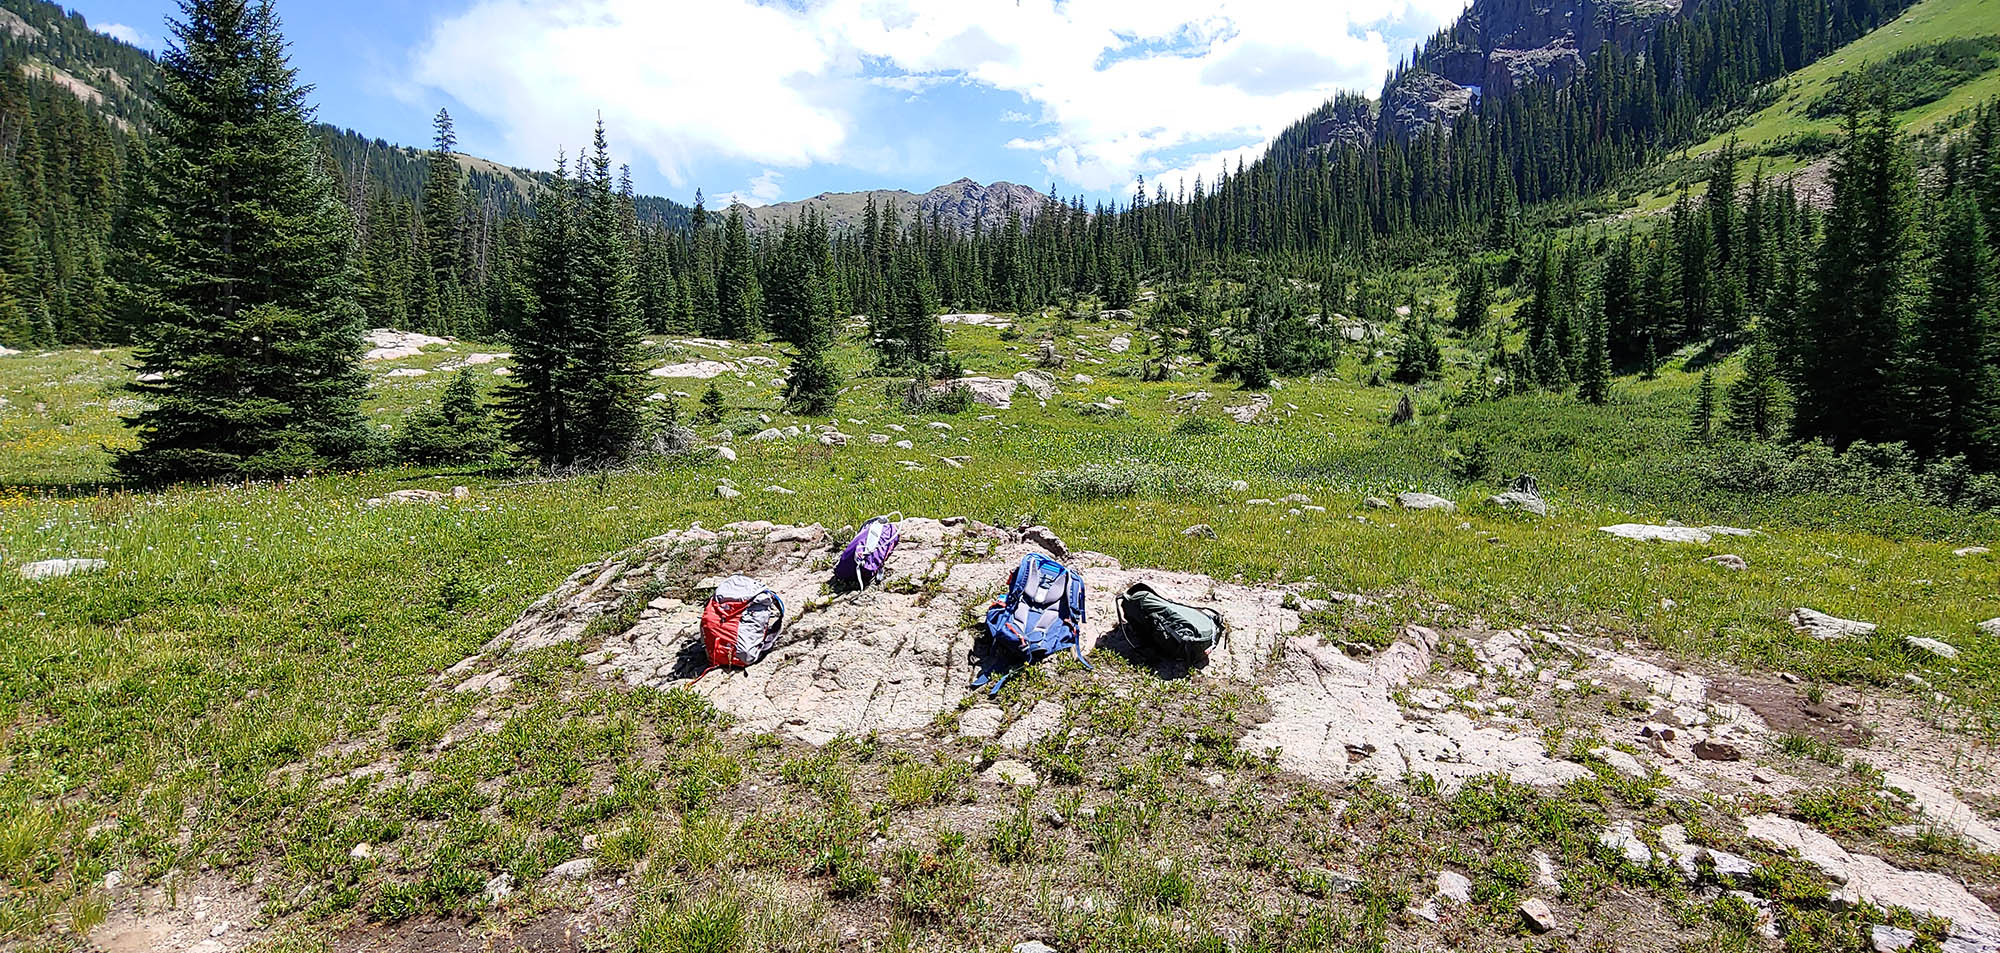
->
701;575;787;669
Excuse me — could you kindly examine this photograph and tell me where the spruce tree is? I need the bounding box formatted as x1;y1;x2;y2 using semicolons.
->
1579;306;1611;405
1723;327;1787;440
1690;366;1717;444
499;150;580;465
699;382;724;425
1452;261;1489;333
117;0;370;482
1391;317;1441;385
716;205;758;339
1795;104;1914;447
420;107;466;335
1903;188;1997;463
566;120;647;463
773;239;839;414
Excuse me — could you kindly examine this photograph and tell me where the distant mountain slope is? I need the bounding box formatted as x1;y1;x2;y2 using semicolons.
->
0;0;691;227
743;178;1052;233
1691;0;2000;154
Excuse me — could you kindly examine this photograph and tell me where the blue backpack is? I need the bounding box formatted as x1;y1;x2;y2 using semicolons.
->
974;553;1091;694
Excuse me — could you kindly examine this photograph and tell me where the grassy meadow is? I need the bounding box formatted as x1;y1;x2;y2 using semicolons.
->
1;305;1997;950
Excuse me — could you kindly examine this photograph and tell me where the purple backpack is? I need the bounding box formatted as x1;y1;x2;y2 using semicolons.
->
834;515;901;591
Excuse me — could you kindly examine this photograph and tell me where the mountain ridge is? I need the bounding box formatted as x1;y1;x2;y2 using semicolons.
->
739;177;1054;233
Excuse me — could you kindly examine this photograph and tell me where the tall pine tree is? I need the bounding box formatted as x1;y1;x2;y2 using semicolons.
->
117;0;370;482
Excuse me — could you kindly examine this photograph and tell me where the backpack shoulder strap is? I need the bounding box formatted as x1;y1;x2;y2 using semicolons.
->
1065;569;1086;624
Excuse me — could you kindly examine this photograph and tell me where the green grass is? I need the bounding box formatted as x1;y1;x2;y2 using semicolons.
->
1706;0;2000;155
1;305;1997;948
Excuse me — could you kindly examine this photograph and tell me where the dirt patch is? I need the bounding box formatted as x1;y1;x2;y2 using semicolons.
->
1708;675;1874;746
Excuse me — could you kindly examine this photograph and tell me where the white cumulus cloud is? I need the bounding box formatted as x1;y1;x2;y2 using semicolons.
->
99;22;153;48
409;0;1468;194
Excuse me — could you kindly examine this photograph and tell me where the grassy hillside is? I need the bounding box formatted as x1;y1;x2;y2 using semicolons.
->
1702;0;2000;155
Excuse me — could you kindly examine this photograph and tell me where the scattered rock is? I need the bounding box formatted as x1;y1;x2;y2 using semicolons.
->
384;489;446;504
1022;526;1068;558
363;328;450;361
1486;491;1547;516
384;367;429;378
545;858;597;881
751;428;785;442
1705;554;1749;571
1870;926;1916;952
1229;480;1250;493
764;486;796;496
1519;898;1558;934
1952;547;1990;558
484;873;515;904
1013;943;1059;953
714;446;738;462
1792;608;1878;640
1014;370;1058;401
1436;870;1472;904
1905;636;1959;660
984;760;1039;786
1744;813;2000;947
1224;394;1271;424
1073;374;1094;384
1532;851;1560;893
959;705;1004;739
349;842;373;861
715;486;741;499
1598;822;1652;865
1107;335;1131;353
999;700;1065;750
1600;524;1713;543
818;431;851;447
1181;524;1217;540
1397;492;1457;512
1364;496;1391;509
18;558;108;581
1982;618;2000;638
1693;738;1743;762
1592;746;1648;779
649;360;736;379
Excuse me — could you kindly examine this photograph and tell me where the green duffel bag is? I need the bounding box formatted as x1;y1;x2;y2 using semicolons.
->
1116;582;1227;661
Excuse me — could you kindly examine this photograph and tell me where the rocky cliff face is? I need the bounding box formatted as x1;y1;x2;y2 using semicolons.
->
1312;0;1682;148
743;178;1051;234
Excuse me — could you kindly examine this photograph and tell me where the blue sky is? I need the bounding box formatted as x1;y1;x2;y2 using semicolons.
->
75;0;1469;208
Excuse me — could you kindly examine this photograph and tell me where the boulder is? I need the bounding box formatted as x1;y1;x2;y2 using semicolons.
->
1397;492;1457;512
951;377;1018;409
1744;814;2000;947
1014;370;1058;401
1107;335;1131;353
19;558;108;581
1486;491;1548;516
1098;309;1135;321
1791;608;1877;640
1981;618;2000;638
